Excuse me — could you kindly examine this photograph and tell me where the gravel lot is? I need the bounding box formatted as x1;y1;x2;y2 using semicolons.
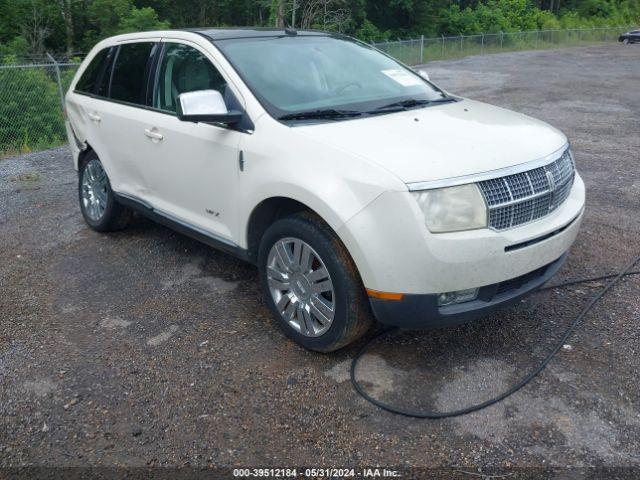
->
1;45;639;476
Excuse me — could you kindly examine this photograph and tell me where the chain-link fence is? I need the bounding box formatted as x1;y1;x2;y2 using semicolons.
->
0;55;81;157
373;26;630;66
0;26;632;157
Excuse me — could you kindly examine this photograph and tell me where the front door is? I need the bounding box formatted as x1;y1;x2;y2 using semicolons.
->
136;40;243;244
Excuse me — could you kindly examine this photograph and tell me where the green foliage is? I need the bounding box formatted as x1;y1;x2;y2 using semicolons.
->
0;0;636;156
0;0;637;55
117;6;170;33
437;0;617;35
83;0;170;46
0;65;67;154
539;12;562;29
87;0;134;36
0;36;30;59
355;19;390;42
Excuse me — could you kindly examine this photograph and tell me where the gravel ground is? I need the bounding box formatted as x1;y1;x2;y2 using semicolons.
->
1;44;639;477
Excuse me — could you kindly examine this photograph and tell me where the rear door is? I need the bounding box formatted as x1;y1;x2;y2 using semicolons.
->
65;46;116;169
91;40;160;199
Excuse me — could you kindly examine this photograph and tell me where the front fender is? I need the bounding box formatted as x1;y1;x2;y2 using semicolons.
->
237;117;406;248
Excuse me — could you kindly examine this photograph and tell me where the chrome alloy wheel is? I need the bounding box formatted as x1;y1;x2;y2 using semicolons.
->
81;159;108;221
267;238;336;338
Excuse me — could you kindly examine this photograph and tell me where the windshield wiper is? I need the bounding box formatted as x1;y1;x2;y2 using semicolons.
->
371;96;458;113
278;109;363;121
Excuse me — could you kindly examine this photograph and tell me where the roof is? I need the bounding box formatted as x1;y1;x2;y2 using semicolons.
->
186;28;331;41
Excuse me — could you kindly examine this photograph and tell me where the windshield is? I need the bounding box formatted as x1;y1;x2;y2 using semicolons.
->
215;35;448;120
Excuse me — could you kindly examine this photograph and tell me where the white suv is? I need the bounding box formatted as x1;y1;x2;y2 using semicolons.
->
65;28;585;352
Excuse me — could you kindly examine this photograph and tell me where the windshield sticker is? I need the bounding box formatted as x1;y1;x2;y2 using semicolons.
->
381;69;423;87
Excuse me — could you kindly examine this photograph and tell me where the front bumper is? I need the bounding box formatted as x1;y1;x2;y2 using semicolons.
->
338;174;585;295
337;171;585;328
370;253;567;329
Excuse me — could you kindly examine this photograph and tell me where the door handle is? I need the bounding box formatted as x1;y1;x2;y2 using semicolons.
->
144;128;164;141
88;112;101;123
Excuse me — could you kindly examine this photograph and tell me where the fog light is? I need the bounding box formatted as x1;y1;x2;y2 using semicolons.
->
438;288;479;306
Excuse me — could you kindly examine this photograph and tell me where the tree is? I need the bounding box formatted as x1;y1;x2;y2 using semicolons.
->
22;1;51;54
325;8;351;31
292;0;348;29
355;18;389;41
87;0;132;37
0;37;30;60
272;0;286;27
59;0;74;54
0;0;639;56
117;6;170;33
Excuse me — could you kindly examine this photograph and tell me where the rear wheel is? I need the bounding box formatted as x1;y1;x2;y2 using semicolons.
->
78;152;132;232
258;213;373;352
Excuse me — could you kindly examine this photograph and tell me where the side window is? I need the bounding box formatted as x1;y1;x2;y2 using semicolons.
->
75;48;110;94
95;48;117;98
154;43;228;113
110;42;155;104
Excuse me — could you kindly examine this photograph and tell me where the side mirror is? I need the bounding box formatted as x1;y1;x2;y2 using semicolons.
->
177;90;243;125
417;69;430;81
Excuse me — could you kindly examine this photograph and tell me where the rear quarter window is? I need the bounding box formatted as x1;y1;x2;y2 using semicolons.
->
75;48;110;94
109;42;155;105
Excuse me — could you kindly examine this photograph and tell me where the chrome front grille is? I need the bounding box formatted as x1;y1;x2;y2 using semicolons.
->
478;149;575;231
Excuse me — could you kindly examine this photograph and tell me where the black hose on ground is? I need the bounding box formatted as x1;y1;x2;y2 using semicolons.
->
350;256;640;419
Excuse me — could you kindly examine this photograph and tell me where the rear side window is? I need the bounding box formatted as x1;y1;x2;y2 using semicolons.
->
110;42;155;104
95;48;116;98
75;48;110;94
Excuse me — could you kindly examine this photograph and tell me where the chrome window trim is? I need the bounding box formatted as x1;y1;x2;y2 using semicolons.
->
406;143;570;192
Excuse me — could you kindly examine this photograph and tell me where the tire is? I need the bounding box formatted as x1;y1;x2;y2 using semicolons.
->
258;212;373;352
78;151;132;232
623;38;629;44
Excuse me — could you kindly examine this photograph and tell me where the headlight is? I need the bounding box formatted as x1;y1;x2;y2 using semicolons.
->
413;183;487;233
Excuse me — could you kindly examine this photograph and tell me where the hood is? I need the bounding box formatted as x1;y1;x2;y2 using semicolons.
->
293;99;568;184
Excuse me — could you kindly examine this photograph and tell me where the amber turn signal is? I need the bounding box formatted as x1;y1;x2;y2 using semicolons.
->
366;289;405;301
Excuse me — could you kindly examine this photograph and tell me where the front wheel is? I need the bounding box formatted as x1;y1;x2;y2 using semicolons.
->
258;213;373;352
